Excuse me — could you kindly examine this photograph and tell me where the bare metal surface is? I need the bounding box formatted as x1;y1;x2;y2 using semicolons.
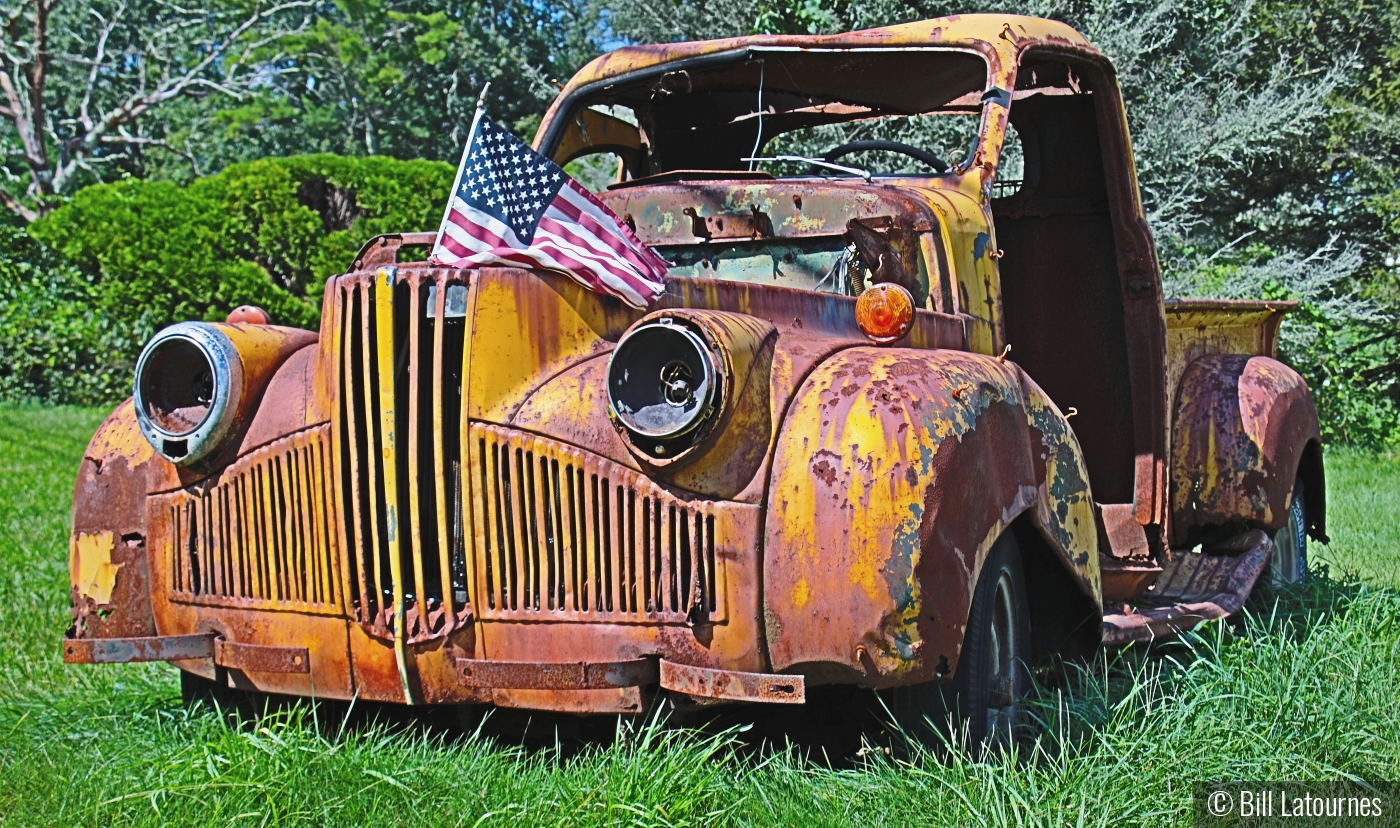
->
659;660;806;704
63;633;215;663
1171;355;1323;545
455;657;658;689
1101;529;1270;645
215;639;311;673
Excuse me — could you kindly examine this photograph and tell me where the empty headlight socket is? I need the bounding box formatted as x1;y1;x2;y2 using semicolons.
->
133;321;319;468
133;323;247;467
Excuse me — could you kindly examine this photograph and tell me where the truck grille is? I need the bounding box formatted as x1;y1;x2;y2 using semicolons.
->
332;267;470;641
331;266;727;637
160;426;342;613
471;423;724;623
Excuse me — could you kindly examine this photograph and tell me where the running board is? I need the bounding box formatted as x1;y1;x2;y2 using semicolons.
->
1102;529;1271;646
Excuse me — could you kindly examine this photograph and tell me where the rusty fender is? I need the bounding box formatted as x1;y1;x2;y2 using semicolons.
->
1170;354;1325;546
70;401;157;642
762;348;1099;687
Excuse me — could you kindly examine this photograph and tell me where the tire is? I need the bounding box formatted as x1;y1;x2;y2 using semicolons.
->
1269;476;1308;586
888;530;1031;750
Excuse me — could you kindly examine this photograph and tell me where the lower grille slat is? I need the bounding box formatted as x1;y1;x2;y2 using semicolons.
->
159;427;342;615
469;423;723;624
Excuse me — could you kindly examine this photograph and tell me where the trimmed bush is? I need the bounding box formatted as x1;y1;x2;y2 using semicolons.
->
4;154;454;405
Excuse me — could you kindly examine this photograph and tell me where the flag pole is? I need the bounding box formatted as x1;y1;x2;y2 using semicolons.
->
430;82;491;263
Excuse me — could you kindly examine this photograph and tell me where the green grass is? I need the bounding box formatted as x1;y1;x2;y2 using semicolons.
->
0;407;1398;826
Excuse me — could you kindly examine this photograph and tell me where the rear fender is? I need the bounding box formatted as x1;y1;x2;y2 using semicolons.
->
762;348;1099;687
1171;355;1324;546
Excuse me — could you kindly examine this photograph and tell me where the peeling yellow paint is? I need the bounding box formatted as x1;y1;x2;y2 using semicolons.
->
88;400;154;467
792;578;811;609
71;531;121;604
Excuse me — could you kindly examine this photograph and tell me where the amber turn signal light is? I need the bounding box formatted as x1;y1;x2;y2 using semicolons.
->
855;283;915;343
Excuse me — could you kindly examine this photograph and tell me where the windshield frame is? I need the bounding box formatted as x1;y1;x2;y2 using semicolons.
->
537;45;1001;182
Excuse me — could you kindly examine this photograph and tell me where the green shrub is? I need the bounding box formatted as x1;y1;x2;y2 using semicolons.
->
0;227;135;406
31;154;454;333
3;154;455;406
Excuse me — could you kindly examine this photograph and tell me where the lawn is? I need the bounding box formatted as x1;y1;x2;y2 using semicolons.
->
1;406;1398;827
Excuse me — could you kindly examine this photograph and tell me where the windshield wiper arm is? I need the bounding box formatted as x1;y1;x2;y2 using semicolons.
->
742;155;872;182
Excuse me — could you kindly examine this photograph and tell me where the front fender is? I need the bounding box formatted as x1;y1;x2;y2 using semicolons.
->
70;401;156;640
1170;354;1324;546
762;348;1098;686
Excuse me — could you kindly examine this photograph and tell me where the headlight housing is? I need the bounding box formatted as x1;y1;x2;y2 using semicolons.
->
608;318;719;457
134;323;245;465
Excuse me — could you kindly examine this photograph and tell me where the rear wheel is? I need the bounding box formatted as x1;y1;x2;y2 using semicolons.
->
1269;477;1308;586
888;531;1031;750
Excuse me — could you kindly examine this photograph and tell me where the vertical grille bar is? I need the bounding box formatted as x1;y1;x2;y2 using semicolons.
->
405;278;429;627
358;279;388;620
430;274;457;623
338;281;371;619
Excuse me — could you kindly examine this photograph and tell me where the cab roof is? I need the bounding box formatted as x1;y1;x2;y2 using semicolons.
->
556;15;1099;98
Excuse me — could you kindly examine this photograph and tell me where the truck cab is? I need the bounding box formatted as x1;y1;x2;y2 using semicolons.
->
65;15;1324;745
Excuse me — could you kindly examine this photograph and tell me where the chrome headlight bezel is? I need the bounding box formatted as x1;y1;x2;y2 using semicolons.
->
607;318;721;457
133;322;245;466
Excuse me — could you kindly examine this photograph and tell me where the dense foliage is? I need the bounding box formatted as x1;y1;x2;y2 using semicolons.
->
0;0;1396;446
0;155;450;404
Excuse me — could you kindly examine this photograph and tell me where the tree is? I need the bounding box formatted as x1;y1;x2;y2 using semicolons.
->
217;0;603;163
0;0;313;220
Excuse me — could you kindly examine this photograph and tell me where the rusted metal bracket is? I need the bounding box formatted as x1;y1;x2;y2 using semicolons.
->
350;232;439;271
683;206;772;241
455;657;659;690
215;640;311;674
63;633;215;664
453;656;806;704
659;660;806;704
62;633;310;673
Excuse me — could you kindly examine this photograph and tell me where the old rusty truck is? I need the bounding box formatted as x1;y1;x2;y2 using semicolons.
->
64;14;1326;745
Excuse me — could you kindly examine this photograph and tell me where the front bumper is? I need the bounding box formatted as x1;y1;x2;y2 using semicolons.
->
63;633;805;704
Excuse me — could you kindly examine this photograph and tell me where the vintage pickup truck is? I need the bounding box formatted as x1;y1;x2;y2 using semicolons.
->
64;14;1325;745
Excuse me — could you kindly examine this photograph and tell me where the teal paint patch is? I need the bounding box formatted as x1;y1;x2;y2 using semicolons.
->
973;231;992;260
884;499;922;613
1025;401;1092;551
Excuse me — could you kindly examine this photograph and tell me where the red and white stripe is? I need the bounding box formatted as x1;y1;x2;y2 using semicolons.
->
431;180;668;309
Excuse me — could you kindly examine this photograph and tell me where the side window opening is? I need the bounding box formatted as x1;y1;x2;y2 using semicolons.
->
993;122;1024;198
553;105;648;191
565;152;626;193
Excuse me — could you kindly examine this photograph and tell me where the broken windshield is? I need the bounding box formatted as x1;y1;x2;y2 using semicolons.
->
545;48;993;189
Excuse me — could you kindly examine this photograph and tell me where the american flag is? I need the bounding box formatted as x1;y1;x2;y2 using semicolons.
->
429;113;669;309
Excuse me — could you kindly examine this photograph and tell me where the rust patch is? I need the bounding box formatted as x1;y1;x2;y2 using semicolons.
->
1170;355;1319;545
